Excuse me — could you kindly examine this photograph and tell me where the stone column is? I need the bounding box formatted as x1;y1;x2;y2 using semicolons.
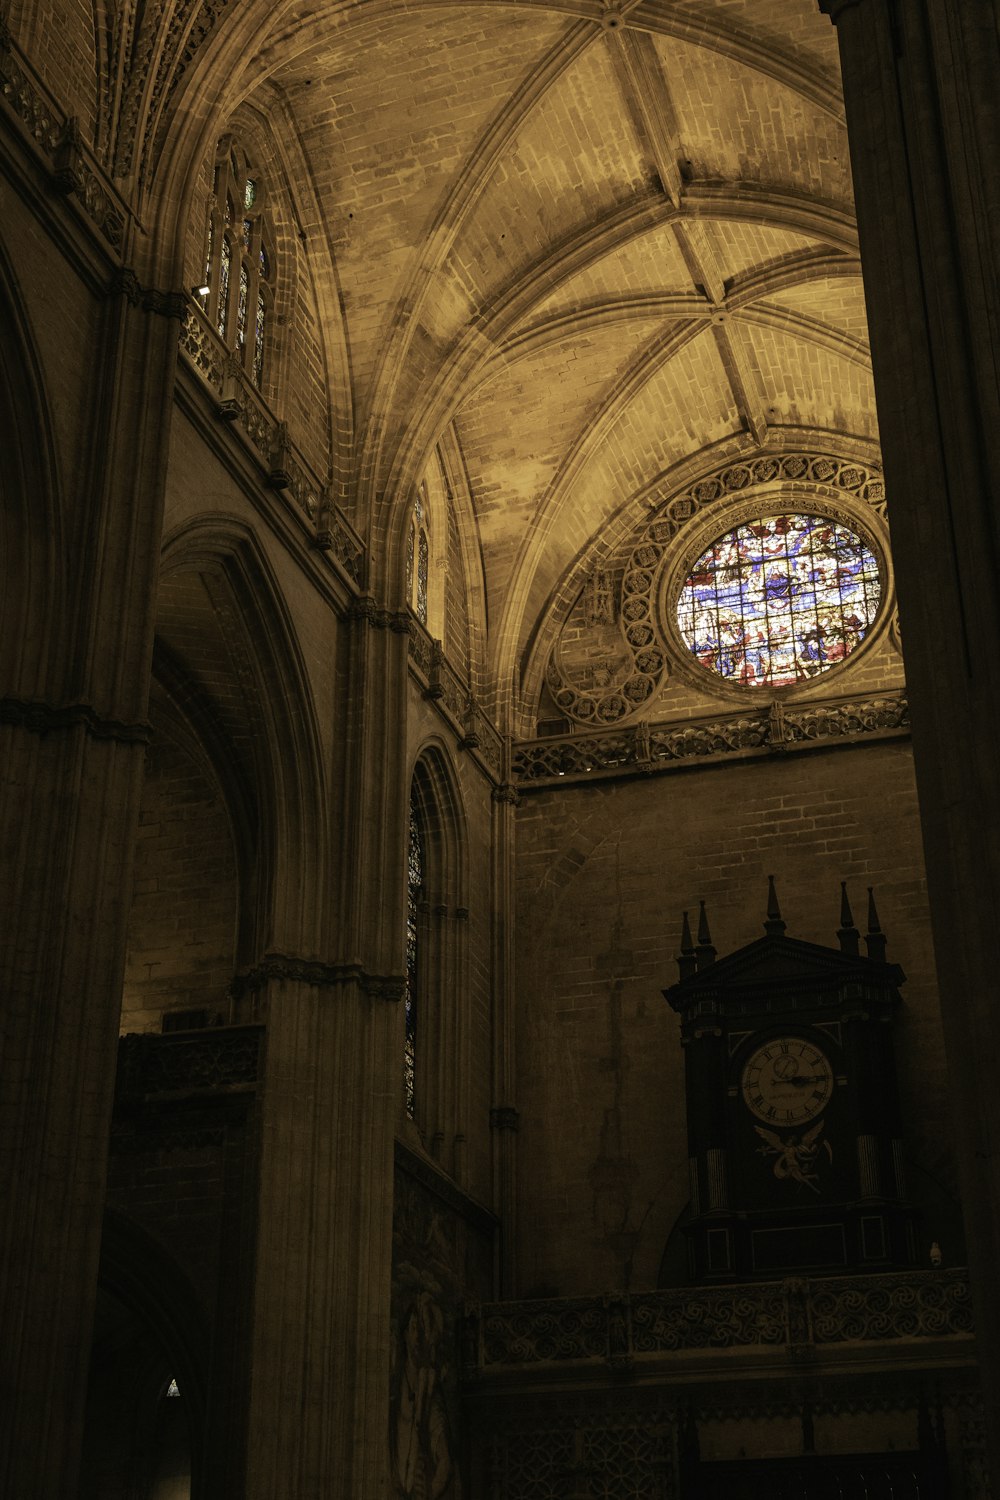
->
0;274;181;1497
243;600;410;1500
490;770;520;1296
819;0;1000;1460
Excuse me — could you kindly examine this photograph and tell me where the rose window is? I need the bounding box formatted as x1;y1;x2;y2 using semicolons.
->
676;513;882;687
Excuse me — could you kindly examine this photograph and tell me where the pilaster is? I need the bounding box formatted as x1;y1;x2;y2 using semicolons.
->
0;276;181;1497
243;598;411;1498
490;769;520;1296
820;0;1000;1464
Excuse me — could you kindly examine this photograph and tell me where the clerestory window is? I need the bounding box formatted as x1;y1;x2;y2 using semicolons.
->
200;140;276;390
405;484;430;627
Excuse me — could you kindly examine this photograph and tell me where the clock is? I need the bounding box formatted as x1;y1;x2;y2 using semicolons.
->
740;1036;834;1126
663;880;917;1281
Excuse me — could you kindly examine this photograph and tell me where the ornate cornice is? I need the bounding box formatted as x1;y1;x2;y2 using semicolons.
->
514;691;908;789
347;596;411;632
108;267;186;318
0;695;150;744
230;955;406;1002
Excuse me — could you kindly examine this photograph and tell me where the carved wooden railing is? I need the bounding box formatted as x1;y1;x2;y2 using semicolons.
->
179;303;365;587
465;1269;973;1374
512;691;909;788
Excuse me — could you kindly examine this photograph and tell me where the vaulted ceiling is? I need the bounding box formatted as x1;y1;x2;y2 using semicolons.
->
197;1;875;724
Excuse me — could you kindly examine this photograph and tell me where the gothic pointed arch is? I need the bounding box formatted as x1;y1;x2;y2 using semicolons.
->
404;742;470;1181
156;519;329;963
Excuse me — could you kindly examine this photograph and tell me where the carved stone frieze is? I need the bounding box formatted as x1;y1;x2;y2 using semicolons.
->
115;1026;263;1098
0;695;150;744
229;955;406;1002
108;266;186;317
513;691;909;787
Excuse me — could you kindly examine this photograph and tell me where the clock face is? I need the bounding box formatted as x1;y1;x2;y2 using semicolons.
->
740;1036;834;1126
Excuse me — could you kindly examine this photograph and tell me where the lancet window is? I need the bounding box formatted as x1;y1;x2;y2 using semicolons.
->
200;140;276;389
404;796;424;1119
406;484;430;626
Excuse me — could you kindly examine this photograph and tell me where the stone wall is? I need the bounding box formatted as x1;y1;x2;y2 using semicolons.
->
513;736;959;1297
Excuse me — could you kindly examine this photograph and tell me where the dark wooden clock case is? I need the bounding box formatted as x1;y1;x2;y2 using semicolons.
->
664;893;918;1281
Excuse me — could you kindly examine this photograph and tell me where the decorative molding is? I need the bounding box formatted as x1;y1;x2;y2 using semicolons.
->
114;1025;263;1098
109;1121;229;1153
229;955;406;1002
0;695;150;744
513;691;909;788
490;1106;520;1133
547;450;886;728
492;783;521;807
0;32;125;250
108;266;186;318
347;596;411;631
469;1269;973;1373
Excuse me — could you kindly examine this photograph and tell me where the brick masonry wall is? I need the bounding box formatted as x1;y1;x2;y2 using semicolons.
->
122;727;238;1033
513;737;956;1297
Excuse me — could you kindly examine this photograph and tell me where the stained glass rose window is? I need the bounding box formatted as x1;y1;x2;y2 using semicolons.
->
676;513;882;687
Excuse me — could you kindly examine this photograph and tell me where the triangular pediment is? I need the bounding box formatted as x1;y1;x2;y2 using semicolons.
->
664;933;904;1011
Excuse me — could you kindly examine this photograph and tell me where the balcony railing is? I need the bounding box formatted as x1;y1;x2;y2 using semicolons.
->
466;1269;972;1376
512;691;909;788
115;1024;264;1100
179;303;365;588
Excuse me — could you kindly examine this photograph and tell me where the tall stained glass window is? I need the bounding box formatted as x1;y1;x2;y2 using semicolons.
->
404;800;423;1119
407;485;430;625
236;264;249;354
676;512;882;687
201;140;275;388
217;236;231;339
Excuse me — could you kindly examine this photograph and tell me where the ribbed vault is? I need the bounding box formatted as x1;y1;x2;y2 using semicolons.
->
153;0;873;728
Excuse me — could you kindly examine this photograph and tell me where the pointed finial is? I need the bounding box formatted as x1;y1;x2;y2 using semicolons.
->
865;886;887;961
695;900;716;969
677;910;697;980
763;875;786;936
837;881;860;956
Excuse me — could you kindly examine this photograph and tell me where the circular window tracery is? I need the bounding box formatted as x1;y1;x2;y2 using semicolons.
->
675;512;882;688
